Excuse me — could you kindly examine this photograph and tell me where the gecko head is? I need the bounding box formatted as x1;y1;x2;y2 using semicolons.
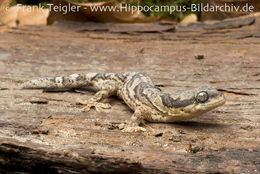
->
163;85;226;118
190;85;226;114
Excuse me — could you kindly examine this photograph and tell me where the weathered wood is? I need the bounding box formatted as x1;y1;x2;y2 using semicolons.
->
0;15;259;173
0;139;144;174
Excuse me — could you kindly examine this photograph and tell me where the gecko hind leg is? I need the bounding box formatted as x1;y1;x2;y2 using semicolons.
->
78;91;112;112
77;81;117;112
119;107;147;132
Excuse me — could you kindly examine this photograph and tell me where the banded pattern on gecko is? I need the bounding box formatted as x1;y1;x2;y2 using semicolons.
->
21;72;226;132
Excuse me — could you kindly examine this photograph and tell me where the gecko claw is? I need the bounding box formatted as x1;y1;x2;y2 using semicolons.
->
119;123;146;132
95;102;111;112
78;99;111;112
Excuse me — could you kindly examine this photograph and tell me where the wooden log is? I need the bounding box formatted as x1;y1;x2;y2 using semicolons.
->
0;14;259;173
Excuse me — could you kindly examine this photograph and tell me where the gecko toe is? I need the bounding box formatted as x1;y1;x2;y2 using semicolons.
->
82;106;91;112
76;99;92;105
78;99;111;112
96;103;111;112
120;124;146;132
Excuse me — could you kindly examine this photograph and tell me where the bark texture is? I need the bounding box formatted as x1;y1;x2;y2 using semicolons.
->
0;14;259;173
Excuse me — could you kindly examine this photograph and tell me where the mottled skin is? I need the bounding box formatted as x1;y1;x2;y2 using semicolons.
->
22;72;226;132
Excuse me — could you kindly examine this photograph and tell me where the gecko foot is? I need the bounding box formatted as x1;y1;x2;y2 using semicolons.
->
119;123;146;132
77;99;111;112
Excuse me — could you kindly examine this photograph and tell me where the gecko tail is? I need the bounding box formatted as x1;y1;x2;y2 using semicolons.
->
21;73;92;89
21;78;52;89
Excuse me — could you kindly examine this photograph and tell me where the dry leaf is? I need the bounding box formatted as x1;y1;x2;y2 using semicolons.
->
0;0;13;27
74;1;158;23
47;0;89;24
201;0;260;21
17;5;49;26
48;0;158;24
180;14;198;24
0;6;18;27
0;5;49;27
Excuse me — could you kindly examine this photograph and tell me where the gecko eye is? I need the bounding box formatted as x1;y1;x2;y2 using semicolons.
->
196;91;209;103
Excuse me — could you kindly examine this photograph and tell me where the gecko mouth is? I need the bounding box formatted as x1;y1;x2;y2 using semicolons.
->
197;95;226;111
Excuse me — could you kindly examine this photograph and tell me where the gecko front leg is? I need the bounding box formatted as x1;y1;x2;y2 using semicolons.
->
119;106;147;132
77;80;118;112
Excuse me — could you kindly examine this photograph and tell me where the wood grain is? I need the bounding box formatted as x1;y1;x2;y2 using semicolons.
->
0;15;259;173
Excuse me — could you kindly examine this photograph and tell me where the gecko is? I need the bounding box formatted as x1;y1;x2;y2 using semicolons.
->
21;72;226;132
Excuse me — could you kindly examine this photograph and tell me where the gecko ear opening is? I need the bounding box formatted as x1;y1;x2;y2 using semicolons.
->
196;91;209;103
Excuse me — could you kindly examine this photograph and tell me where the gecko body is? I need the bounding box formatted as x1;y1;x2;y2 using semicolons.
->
22;72;226;132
